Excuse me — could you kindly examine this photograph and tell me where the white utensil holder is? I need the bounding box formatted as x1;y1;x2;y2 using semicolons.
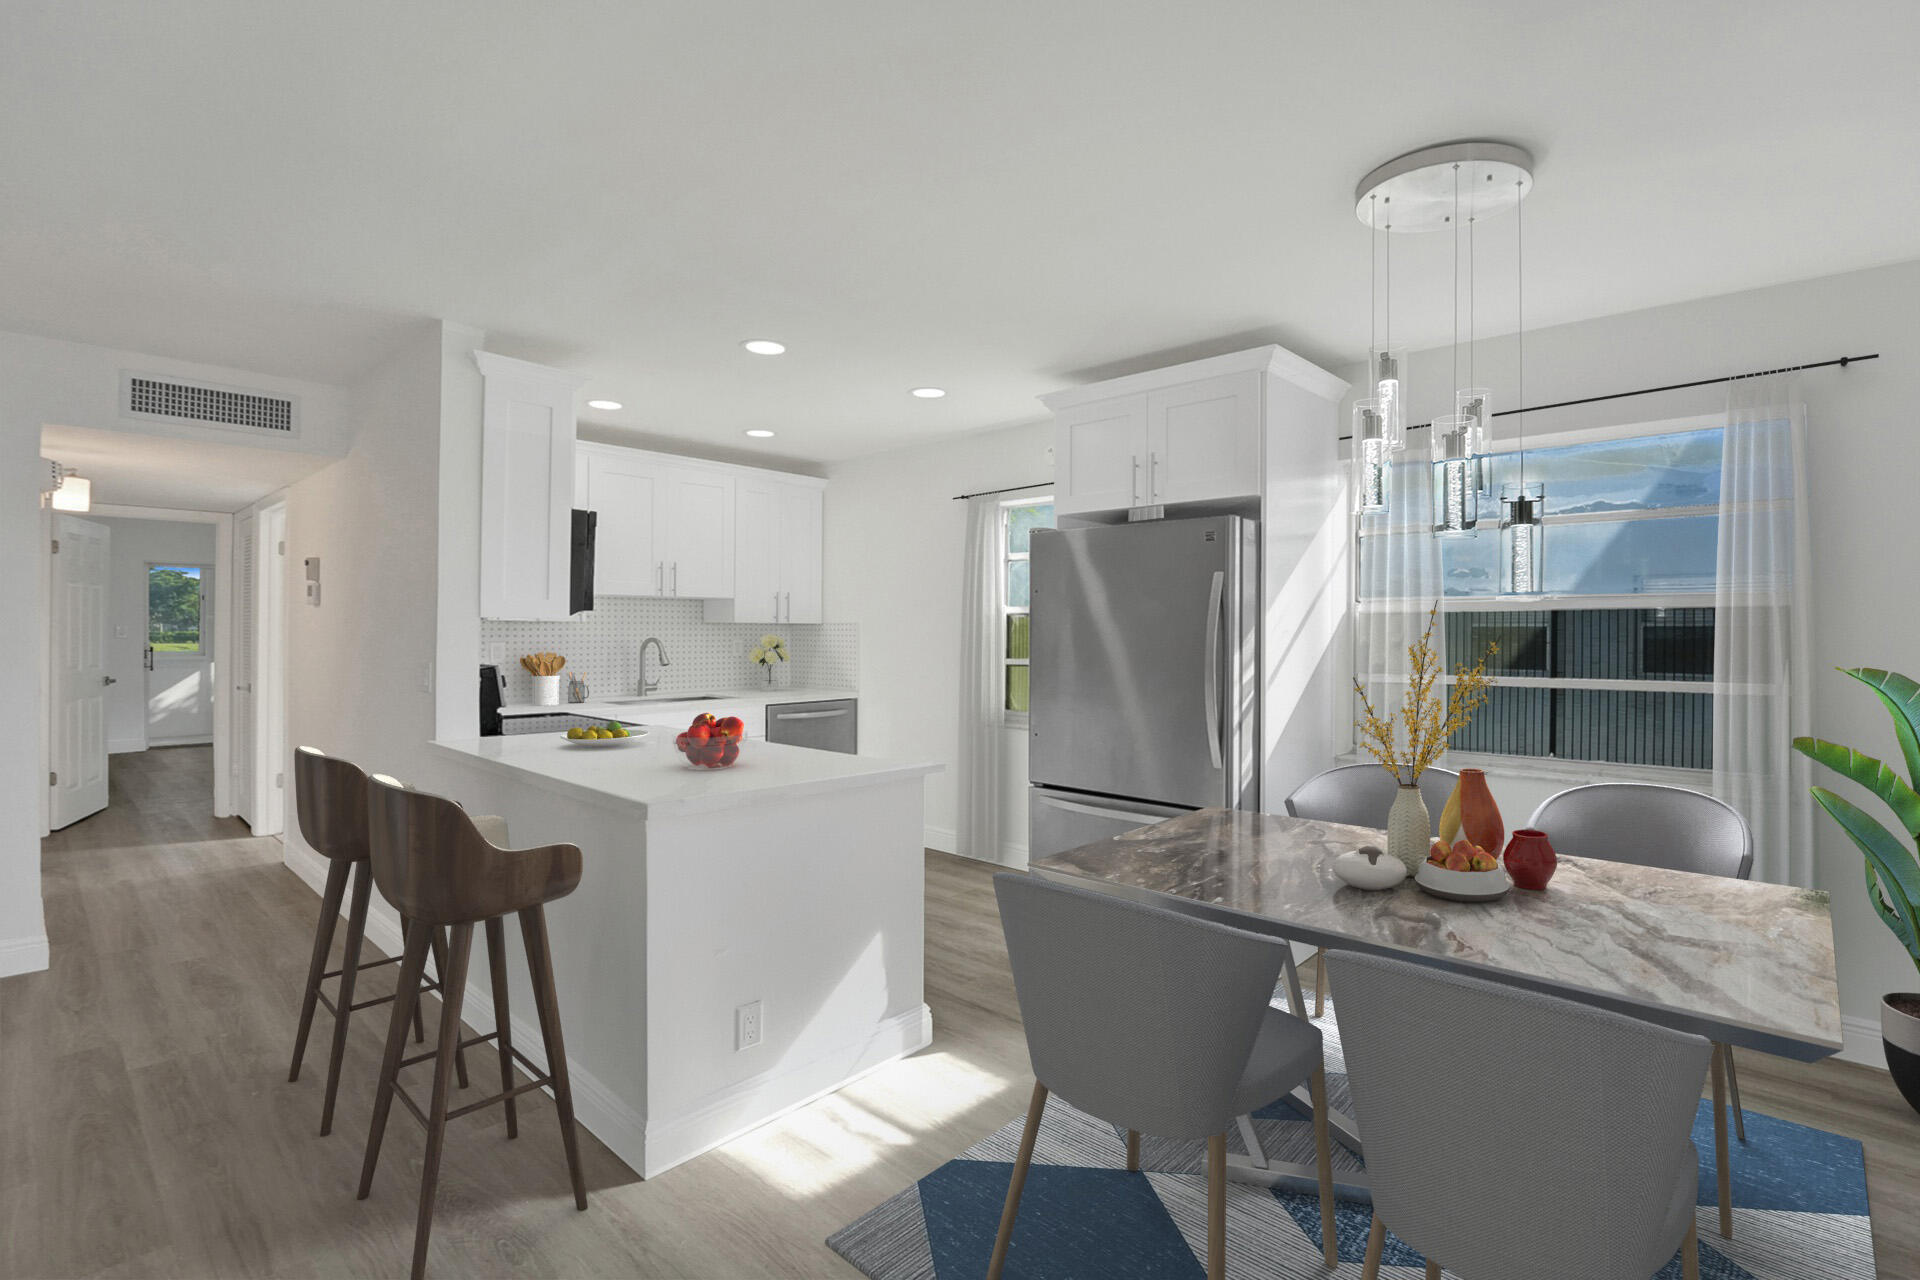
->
532;674;561;706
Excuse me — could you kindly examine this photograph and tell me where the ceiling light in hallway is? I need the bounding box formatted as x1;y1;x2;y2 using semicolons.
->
910;387;945;399
742;340;786;355
587;399;622;410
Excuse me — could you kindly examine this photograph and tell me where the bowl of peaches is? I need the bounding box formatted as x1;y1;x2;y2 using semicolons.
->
1414;838;1513;903
674;713;745;770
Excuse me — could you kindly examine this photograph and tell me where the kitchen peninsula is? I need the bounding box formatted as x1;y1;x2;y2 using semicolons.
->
427;727;939;1178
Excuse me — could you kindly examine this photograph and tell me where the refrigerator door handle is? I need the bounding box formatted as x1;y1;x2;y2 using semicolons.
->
1204;569;1224;771
1038;794;1179;827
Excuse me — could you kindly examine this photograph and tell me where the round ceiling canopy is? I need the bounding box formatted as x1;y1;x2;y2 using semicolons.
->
1355;141;1534;234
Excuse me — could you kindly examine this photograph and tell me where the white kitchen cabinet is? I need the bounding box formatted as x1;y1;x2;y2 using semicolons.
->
578;444;667;596
476;351;586;620
1042;354;1306;516
575;444;737;599
662;465;735;598
1053;394;1148;515
705;474;825;624
1145;370;1263;506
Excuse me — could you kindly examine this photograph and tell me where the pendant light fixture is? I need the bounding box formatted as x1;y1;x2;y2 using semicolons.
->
1352;397;1389;512
1500;172;1544;594
1355;141;1534;553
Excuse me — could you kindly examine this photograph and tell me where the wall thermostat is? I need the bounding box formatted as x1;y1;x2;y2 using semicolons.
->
304;556;321;606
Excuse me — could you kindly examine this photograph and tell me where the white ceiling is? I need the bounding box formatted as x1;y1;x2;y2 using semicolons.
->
4;2;1917;463
40;425;332;513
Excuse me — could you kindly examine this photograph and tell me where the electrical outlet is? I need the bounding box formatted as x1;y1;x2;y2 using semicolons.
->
489;641;506;664
735;1000;763;1051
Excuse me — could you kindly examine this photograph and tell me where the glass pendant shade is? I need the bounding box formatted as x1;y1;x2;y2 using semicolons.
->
1352;398;1390;513
1370;347;1408;449
1501;482;1545;594
1455;386;1493;491
1430;414;1479;533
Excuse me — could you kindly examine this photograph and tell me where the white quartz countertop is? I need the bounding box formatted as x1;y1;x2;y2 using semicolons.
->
429;730;935;819
498;687;856;720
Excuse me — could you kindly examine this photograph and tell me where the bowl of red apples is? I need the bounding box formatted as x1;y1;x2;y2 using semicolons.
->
674;713;745;769
1414;838;1513;902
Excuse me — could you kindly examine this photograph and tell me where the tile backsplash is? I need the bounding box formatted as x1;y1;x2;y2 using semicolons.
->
482;597;858;705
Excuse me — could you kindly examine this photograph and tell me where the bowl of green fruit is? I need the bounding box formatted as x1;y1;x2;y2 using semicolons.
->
563;720;643;747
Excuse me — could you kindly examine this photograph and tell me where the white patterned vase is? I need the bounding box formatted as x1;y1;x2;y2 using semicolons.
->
1386;782;1431;876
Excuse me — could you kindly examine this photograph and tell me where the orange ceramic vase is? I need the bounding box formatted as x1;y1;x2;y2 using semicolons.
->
1453;768;1505;857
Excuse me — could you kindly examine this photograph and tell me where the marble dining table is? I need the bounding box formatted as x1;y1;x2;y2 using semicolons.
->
1031;806;1844;1228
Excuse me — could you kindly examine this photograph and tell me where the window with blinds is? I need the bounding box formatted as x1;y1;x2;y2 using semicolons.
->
1357;418;1766;772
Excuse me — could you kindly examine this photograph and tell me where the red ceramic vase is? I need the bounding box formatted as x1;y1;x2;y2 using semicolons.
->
1504;827;1558;891
1455;768;1504;858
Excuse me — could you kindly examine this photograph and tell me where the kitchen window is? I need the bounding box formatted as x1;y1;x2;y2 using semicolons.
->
1357;416;1794;773
1002;497;1055;718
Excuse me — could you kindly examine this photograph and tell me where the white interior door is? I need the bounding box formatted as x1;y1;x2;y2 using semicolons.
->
233;513;257;827
254;504;288;836
50;515;111;829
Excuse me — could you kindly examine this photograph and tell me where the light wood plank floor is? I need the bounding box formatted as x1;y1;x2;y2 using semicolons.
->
4;746;1916;1277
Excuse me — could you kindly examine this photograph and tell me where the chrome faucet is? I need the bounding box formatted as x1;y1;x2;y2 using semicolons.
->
640;637;671;695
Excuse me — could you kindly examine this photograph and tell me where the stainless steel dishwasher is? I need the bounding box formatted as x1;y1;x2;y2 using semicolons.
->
765;698;858;754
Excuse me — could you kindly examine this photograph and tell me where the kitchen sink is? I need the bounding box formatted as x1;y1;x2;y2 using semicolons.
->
603;693;724;704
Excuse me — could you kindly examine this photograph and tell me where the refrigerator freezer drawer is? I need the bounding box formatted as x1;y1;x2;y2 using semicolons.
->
1029;787;1194;861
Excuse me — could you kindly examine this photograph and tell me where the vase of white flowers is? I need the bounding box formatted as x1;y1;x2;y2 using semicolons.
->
752;634;789;688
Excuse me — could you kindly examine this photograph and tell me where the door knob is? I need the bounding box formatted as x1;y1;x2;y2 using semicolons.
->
102;675;117;686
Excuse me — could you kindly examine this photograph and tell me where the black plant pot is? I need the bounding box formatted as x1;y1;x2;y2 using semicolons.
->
1883;993;1920;1115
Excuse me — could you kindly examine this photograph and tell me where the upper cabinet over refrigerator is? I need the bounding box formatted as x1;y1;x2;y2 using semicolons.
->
476;351;587;620
1040;346;1347;518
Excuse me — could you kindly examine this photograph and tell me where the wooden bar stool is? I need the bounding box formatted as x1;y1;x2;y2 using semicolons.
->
287;747;468;1136
357;773;587;1280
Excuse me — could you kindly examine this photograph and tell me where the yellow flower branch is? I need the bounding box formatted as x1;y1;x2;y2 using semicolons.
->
1353;602;1496;782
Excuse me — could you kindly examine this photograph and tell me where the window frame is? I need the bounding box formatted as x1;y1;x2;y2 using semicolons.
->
147;562;211;661
1349;412;1771;778
999;493;1053;728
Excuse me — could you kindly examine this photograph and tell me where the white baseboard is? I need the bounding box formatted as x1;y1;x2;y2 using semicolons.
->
642;1003;934;1178
148;734;213;748
923;823;956;853
1837;1014;1886;1069
108;737;147;755
0;934;50;978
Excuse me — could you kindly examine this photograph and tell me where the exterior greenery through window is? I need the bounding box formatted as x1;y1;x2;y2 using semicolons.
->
1360;422;1749;771
1002;498;1054;715
148;565;205;654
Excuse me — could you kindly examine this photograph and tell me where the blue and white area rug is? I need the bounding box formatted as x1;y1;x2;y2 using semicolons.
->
828;999;1876;1279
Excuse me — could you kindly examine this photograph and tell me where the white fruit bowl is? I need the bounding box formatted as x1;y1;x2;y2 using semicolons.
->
1415;861;1513;903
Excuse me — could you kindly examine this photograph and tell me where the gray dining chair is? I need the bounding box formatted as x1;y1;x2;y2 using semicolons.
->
1284;764;1459;1016
1529;781;1753;1239
1328;950;1710;1280
990;873;1337;1280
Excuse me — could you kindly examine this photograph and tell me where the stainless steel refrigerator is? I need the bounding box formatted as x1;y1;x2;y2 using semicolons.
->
1028;514;1260;859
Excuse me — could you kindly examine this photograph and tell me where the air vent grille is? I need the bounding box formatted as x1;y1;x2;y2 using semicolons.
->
126;375;295;433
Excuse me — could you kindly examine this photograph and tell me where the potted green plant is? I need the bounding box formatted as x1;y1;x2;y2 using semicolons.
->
1792;667;1920;1114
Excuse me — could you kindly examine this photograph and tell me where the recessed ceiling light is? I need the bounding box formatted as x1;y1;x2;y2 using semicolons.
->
744;429;776;439
742;339;786;356
586;399;622;411
911;387;947;399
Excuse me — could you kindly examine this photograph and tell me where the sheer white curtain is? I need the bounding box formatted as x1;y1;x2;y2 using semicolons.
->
956;494;1004;863
1712;374;1813;886
1354;447;1446;769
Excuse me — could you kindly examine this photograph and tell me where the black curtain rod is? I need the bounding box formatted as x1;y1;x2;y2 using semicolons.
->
1338;352;1880;440
951;481;1052;501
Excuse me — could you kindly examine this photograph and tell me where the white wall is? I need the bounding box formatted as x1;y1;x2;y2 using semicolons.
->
95;517;218;750
1335;258;1920;1057
824;421;1053;863
1;328;349;977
